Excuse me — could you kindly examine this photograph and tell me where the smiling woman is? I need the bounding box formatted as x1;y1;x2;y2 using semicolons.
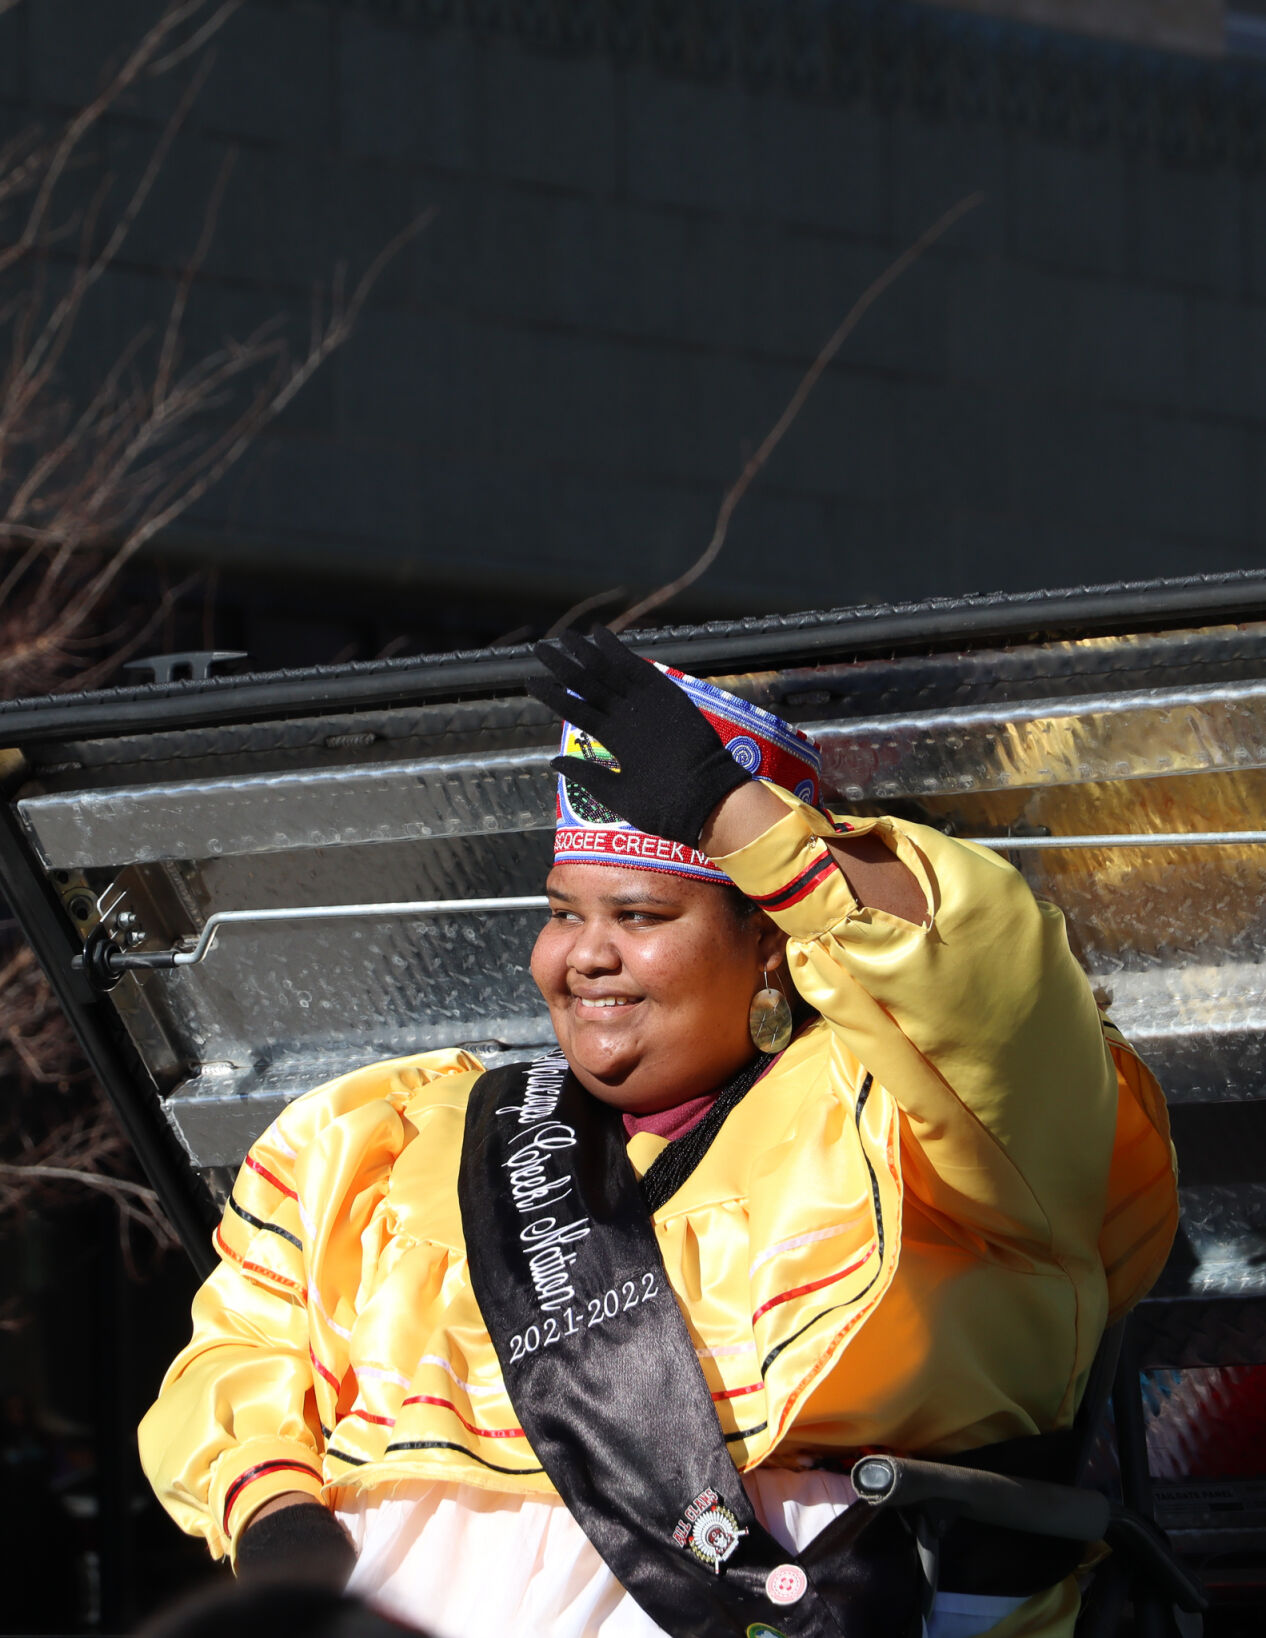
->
532;868;788;1112
138;632;1178;1638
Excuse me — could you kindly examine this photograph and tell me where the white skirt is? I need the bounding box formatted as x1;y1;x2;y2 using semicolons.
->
339;1470;1028;1638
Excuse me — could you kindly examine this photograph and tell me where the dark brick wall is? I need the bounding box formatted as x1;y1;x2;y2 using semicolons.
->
2;0;1265;637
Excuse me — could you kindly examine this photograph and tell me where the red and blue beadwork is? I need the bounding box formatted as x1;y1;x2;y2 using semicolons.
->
554;663;822;883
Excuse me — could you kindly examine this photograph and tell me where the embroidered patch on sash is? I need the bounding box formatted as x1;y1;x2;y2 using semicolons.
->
673;1486;748;1572
747;1625;789;1638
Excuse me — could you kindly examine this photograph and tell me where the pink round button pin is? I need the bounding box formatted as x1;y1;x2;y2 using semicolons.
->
764;1564;807;1606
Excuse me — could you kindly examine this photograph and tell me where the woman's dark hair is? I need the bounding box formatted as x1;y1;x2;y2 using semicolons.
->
718;882;816;1025
719;882;761;921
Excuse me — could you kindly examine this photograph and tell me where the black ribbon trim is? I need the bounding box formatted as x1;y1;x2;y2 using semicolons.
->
749;851;837;911
759;1076;884;1378
222;1458;322;1527
458;1054;924;1638
383;1440;545;1476
228;1194;303;1250
724;1423;768;1443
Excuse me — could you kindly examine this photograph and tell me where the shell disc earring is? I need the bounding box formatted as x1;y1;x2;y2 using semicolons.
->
749;969;793;1054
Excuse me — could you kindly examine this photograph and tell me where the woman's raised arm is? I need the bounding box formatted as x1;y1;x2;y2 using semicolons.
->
701;779;928;923
709;785;1118;1259
527;629;1118;1257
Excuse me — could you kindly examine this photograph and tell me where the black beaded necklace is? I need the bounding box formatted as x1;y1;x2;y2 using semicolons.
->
638;1050;781;1215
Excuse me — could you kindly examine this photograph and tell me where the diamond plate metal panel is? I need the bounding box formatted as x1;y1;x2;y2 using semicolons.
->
17;750;557;869
6;597;1266;1377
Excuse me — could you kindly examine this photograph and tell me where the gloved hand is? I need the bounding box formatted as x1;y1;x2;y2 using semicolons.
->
235;1501;356;1588
529;627;752;848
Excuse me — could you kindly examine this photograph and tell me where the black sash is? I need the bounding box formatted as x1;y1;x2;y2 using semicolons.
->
458;1053;924;1638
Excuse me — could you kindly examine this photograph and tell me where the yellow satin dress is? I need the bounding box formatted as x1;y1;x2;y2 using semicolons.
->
139;791;1177;1637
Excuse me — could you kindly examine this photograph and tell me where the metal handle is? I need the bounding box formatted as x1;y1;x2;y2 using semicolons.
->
70;895;551;990
850;1454;1112;1542
67;827;1266;990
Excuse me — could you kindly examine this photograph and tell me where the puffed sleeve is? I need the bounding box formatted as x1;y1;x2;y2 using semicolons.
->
712;786;1122;1259
137;1048;483;1562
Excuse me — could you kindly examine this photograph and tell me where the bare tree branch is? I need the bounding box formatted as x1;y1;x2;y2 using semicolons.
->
154;144;237;408
57;570;200;693
0;211;432;683
0;0;211;278
5;329;153;530
608;192;985;633
0;1160;161;1204
0;0;426;1265
0;127;48;216
2;52;213;423
545;585;629;639
148;0;245;75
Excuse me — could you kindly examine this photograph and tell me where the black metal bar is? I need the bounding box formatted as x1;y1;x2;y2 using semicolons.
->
1104;1513;1207;1616
3;569;1266;745
97;1198;137;1631
1112;1321;1173;1638
0;800;215;1274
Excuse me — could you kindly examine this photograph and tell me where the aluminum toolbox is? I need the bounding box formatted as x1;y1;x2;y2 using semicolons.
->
3;570;1266;1576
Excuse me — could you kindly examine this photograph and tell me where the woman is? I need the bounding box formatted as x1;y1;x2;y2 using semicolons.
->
140;630;1178;1638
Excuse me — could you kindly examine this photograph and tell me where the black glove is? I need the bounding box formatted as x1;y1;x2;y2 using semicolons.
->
235;1501;356;1588
528;627;752;848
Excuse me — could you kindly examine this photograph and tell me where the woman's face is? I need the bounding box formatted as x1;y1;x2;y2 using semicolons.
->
530;863;786;1113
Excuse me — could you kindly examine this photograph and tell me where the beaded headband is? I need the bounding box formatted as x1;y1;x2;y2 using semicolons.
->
553;664;821;883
